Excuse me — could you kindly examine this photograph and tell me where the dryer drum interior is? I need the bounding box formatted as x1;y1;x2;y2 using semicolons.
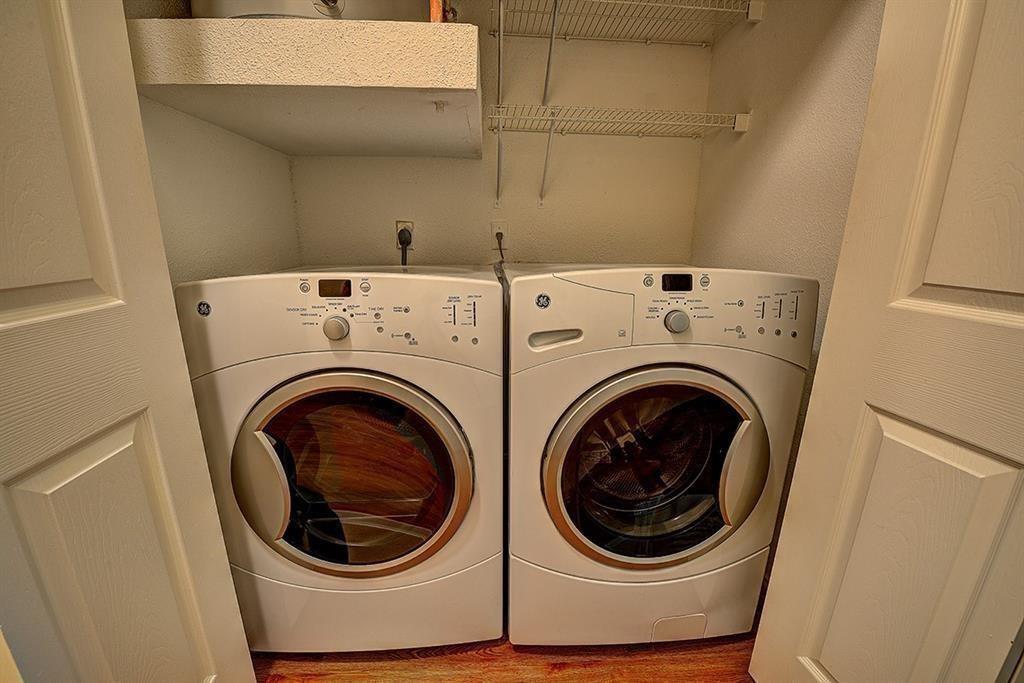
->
264;390;454;565
232;371;474;577
544;366;770;569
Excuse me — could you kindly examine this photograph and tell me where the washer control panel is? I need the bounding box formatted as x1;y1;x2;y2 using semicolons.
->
510;267;817;371
175;271;501;378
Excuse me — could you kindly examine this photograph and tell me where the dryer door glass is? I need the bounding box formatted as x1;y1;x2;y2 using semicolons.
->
544;367;769;568
233;371;473;577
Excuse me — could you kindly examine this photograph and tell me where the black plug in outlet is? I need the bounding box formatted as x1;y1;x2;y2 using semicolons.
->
396;221;414;266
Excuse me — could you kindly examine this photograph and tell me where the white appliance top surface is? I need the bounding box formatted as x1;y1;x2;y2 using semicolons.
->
502;263;813;280
502;262;687;280
178;265;500;285
297;265;497;279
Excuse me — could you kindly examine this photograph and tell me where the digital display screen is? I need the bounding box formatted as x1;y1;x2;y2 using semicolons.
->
661;274;693;292
318;279;352;298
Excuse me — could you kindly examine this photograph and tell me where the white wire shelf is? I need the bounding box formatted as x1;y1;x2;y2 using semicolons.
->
488;1;762;205
491;0;762;47
489;104;748;138
490;104;749;205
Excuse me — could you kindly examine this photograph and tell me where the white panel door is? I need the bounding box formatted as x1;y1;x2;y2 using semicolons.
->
0;1;253;680
750;0;1023;681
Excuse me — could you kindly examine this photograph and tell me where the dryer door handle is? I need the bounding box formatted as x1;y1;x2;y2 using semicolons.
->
231;430;291;544
718;419;770;528
528;328;583;349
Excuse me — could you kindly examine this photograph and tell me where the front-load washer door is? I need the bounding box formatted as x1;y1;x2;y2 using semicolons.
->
231;371;473;577
543;366;770;570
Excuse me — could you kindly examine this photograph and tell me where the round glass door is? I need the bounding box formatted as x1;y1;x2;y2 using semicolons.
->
543;366;769;569
232;371;473;577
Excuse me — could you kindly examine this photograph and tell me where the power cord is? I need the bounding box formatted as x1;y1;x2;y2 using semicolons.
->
398;227;413;266
495;230;505;262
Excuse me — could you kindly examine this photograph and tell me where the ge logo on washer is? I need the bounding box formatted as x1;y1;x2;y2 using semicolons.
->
196;301;212;317
535;293;551;309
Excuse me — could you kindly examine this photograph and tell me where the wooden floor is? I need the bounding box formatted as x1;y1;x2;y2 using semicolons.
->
253;633;755;682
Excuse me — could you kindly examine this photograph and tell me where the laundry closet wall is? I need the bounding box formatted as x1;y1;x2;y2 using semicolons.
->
126;0;302;284
691;0;885;358
126;0;884;295
140;97;301;283
290;2;710;266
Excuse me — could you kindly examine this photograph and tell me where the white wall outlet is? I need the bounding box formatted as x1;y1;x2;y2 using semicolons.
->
491;220;509;251
395;220;414;250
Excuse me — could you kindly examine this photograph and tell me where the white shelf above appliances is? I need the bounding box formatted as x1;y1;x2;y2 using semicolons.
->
126;18;483;158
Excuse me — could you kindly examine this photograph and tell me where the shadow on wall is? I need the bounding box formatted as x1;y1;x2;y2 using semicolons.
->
123;0;190;19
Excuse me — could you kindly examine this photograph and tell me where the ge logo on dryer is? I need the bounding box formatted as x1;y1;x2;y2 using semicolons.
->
196;301;212;317
535;293;551;309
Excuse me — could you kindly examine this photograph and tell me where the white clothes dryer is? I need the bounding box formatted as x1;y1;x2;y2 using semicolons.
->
505;265;817;645
175;267;502;652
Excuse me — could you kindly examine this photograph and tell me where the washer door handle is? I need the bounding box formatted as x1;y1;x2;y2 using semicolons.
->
232;430;291;544
718;419;770;527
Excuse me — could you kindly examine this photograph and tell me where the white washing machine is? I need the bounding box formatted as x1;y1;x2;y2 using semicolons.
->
505;265;817;645
175;267;502;652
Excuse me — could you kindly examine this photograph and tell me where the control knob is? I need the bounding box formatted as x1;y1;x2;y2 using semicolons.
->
664;309;690;334
323;316;351;341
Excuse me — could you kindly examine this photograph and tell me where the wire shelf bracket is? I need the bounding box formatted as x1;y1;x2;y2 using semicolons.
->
489;104;750;204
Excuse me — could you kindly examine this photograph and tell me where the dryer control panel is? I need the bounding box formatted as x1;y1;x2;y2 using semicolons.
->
175;271;502;378
508;267;818;373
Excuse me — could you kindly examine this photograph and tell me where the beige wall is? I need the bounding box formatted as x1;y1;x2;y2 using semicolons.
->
139;96;301;283
292;3;710;266
692;0;885;357
134;1;884;300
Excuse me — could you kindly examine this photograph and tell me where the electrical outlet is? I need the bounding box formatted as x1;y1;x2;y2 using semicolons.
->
491;220;509;251
395;220;414;250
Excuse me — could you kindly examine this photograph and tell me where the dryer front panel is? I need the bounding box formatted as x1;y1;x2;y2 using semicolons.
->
232;370;474;578
543;366;769;570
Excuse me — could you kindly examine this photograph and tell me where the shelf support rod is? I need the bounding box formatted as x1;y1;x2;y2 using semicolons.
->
539;110;557;204
497;0;504;105
542;0;560;105
496;113;504;206
496;0;505;206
